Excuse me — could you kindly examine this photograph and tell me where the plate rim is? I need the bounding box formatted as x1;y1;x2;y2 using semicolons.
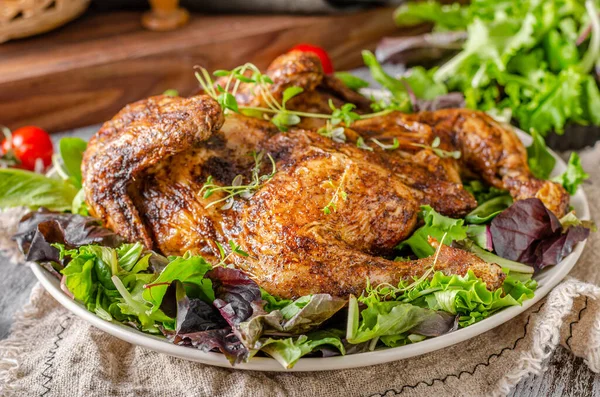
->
30;129;590;372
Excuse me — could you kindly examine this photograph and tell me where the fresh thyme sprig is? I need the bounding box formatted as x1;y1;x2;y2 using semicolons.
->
200;150;276;210
322;168;349;215
411;136;461;159
194;64;393;133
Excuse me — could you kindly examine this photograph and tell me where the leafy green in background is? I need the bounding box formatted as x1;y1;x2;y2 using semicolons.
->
553;152;589;194
0;137;87;212
335;72;370;91
526;130;557;179
0;169;78;211
389;0;600;136
58;137;87;188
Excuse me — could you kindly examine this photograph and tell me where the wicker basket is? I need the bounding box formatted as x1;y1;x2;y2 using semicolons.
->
0;0;90;43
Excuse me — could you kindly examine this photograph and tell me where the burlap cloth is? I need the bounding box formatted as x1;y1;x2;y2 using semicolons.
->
1;144;600;397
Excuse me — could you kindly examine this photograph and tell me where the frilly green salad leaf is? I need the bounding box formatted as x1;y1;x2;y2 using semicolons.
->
553;152;589;194
357;270;536;331
396;205;467;257
384;0;600;136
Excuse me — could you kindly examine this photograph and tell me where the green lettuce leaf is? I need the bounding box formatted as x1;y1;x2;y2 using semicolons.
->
397;205;467;257
62;256;96;306
57;242;170;333
357;269;536;335
526;129;556;180
347;295;441;344
464;180;508;203
58;137;88;189
422;271;535;326
334;72;369;91
465;195;513;224
258;331;345;369
261;288;292;312
142;253;214;310
552;152;589;195
238;294;346;349
0;169;78;211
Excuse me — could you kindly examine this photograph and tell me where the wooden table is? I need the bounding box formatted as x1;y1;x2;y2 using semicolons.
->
0;8;423;133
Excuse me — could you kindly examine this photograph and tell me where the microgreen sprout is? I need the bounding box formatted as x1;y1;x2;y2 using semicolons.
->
194;63;393;133
214;240;250;267
200;150;276;210
356;137;373;151
411;136;461;159
371;138;400;150
317;121;347;143
322;168;349;215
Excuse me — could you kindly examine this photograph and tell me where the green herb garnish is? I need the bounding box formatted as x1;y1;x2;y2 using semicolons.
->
200;150;276;210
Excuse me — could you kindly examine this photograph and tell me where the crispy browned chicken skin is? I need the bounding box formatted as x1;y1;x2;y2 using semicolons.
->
82;52;568;299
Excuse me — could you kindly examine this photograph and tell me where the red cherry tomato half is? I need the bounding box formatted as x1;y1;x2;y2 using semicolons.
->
289;44;334;74
1;126;53;171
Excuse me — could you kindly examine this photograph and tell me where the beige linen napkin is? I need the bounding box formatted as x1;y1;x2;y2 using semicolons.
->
1;144;599;397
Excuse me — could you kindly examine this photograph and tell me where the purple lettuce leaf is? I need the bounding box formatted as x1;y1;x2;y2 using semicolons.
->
167;328;247;364
526;226;590;268
208;266;262;326
163;279;248;364
13;208;123;265
490;198;590;269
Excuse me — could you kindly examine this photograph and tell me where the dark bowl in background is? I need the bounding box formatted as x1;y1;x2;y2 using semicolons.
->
544;124;600;151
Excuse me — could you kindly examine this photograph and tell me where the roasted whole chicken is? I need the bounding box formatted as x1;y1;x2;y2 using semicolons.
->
82;52;569;299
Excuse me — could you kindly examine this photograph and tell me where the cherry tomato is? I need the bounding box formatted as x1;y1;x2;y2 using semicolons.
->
289;44;334;74
1;126;53;171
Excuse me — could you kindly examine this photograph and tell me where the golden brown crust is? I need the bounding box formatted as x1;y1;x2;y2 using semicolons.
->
82;95;224;247
413;109;570;217
352;109;569;217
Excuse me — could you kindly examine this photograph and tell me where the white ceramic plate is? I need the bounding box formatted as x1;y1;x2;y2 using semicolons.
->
31;129;590;372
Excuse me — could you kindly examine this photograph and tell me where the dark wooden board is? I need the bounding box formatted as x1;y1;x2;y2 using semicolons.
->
0;8;414;132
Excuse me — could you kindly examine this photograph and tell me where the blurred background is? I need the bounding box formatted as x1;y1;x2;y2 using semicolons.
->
2;0;599;150
0;0;406;133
